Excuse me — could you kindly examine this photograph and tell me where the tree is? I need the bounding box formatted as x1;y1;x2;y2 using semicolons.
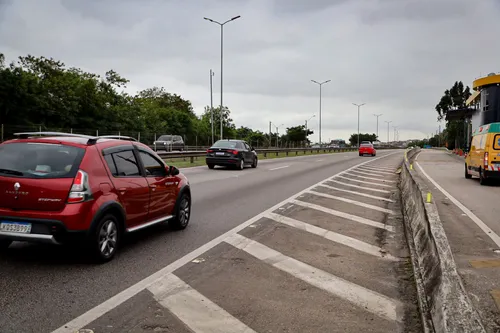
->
348;133;377;146
284;125;313;144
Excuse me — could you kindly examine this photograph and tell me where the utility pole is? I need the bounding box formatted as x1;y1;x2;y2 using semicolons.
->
385;121;392;143
353;103;366;147
269;121;272;147
373;114;382;140
311;80;331;146
210;69;214;144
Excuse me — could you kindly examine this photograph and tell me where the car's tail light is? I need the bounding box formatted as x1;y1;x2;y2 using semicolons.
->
67;170;93;204
484;152;489;167
231;150;239;155
207;149;214;153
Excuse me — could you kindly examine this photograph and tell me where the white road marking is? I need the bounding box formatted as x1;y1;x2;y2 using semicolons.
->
317;184;395;202
307;190;395;214
416;162;500;247
148;273;256;333
316;159;324;162
345;171;397;183
266;212;397;260
51;152;399;333
334;175;394;188
356;167;395;175
269;165;289;171
327;179;391;194
224;233;402;322
348;169;396;179
371;166;395;171
290;199;395;232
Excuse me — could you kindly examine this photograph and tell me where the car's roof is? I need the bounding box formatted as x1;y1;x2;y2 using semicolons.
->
216;139;244;142
3;136;148;149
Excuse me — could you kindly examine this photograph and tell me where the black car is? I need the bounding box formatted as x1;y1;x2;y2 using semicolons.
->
206;139;258;170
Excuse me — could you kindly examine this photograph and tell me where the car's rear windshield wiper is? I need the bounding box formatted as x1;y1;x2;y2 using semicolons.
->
0;168;24;176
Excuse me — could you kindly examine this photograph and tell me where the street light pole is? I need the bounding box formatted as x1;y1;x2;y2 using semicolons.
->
352;103;366;147
373;113;382;140
393;126;398;142
204;15;241;140
311;80;331;146
385;121;392;143
210;69;215;144
305;115;315;146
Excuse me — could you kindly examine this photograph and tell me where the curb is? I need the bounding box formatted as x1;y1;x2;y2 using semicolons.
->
400;148;486;333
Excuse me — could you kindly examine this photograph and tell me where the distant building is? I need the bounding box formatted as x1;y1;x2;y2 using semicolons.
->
329;139;346;148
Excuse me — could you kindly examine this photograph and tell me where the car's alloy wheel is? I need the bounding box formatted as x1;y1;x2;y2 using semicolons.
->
99;219;118;258
208;164;215;169
239;159;244;170
170;194;191;230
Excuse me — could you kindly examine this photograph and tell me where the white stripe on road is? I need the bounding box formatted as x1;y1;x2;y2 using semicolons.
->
307;190;395;214
348;169;397;179
416;162;500;247
269;165;289;171
345;171;397;183
266;213;397;260
334;175;394;188
290;199;395;232
148;274;256;333
317;184;395;202
316;159;324;162
224;233;402;322
357;167;394;175
51;152;400;333
371;166;395;171
327;179;391;194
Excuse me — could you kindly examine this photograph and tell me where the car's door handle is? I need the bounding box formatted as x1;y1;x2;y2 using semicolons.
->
118;187;127;194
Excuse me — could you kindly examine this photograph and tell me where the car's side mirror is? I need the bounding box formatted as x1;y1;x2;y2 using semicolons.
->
251;147;255;151
168;165;180;176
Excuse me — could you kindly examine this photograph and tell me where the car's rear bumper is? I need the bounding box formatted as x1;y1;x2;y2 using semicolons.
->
206;156;240;165
484;170;500;179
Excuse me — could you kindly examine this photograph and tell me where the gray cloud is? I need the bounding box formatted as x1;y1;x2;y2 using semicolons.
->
0;0;498;141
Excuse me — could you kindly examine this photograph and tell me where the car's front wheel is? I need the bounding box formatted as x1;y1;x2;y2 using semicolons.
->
252;157;258;168
207;164;215;169
170;193;191;230
91;214;120;263
238;159;245;170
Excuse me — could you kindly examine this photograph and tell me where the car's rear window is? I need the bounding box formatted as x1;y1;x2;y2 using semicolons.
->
213;141;238;148
0;142;85;179
158;135;172;141
494;134;500;150
360;144;373;147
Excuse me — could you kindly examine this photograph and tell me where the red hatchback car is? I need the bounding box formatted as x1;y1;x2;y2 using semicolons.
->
359;143;376;156
0;132;191;262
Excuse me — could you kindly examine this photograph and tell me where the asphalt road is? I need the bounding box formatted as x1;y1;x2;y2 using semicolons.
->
0;150;420;333
416;150;500;332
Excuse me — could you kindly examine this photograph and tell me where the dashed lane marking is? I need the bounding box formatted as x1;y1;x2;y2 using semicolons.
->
308;190;395;214
224;233;403;322
290;199;395;232
269;165;289;171
265;212;398;260
317;184;395;202
148;273;257;333
327;179;391;194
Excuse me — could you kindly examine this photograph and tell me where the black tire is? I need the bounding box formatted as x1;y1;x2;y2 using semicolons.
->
251;157;258;168
238;158;245;170
170;193;191;230
207;164;215;169
465;164;472;179
479;169;488;185
0;239;12;250
359;153;362;157
90;214;120;263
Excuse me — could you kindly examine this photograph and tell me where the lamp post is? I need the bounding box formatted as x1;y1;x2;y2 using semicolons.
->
204;15;241;140
352;103;366;147
209;69;215;144
393;126;398;143
373;113;382;140
385;121;392;143
311;80;331;146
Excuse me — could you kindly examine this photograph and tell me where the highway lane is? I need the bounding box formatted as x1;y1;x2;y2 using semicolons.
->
0;150;402;333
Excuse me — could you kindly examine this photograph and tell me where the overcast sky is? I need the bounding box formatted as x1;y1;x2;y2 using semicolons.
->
1;0;499;142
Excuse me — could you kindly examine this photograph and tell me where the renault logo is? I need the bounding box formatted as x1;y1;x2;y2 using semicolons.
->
14;182;20;191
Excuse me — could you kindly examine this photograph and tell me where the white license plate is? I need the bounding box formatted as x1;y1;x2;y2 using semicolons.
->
0;221;32;234
216;152;225;155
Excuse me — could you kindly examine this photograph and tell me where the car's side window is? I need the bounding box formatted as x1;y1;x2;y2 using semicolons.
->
139;151;167;177
236;142;245;150
106;150;141;177
244;142;251;150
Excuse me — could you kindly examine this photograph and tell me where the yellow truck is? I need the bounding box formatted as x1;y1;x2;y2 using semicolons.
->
465;122;500;185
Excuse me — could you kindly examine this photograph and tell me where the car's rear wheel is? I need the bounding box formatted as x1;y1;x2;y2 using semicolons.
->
207;164;215;169
91;214;120;263
170;193;191;230
0;239;12;250
238;159;245;170
479;168;488;185
465;164;472;179
251;157;258;168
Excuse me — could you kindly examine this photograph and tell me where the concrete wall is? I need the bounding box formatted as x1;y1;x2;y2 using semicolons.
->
400;149;486;333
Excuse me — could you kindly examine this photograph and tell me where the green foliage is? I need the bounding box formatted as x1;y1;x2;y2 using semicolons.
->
348;133;377;146
283;125;313;143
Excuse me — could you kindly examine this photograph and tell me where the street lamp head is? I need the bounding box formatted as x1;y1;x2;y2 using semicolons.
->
324;80;331;84
311;79;319;84
203;17;214;22
231;15;241;20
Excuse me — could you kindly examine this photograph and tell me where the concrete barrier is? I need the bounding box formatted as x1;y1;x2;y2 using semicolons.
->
400;148;486;333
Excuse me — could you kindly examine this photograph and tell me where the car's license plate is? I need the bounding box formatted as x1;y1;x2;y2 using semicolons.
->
216;152;225;155
0;221;32;234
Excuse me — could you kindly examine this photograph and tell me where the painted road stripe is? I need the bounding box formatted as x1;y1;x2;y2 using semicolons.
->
372;166;395;171
316;159;324;162
290;199;395;232
468;259;500;268
327;179;391;194
224;233;402;322
269;165;289;171
334;175;394;188
416;162;500;248
51;151;400;333
356;167;395;175
307;189;395;214
345;171;397;183
317;184;395;202
266;212;397;260
148;273;256;333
